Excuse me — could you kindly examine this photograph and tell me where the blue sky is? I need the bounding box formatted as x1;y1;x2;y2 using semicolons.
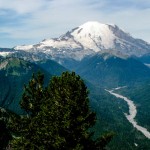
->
0;0;150;47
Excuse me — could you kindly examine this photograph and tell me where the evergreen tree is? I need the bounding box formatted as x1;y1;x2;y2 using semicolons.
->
10;72;112;149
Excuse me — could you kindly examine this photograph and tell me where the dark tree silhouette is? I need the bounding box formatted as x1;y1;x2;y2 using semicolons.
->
10;72;113;149
0;119;12;149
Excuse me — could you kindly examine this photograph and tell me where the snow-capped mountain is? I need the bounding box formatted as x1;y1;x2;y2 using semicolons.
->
3;21;150;61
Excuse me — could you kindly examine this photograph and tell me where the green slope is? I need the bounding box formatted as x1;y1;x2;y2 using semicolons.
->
37;59;68;76
0;57;51;114
73;53;150;88
1;56;150;149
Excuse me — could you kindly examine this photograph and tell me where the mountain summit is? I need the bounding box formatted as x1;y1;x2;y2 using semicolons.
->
6;21;150;61
61;21;115;52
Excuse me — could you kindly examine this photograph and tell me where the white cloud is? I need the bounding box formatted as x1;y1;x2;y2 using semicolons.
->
0;0;48;14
